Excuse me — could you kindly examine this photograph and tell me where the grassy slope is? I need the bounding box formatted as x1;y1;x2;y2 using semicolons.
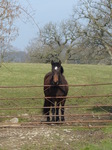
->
1;63;112;84
0;63;112;89
0;63;112;150
0;63;112;113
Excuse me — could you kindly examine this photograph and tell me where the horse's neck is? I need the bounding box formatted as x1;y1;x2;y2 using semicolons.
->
44;72;52;84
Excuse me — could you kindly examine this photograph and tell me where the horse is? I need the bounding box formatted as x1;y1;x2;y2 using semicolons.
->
43;60;68;122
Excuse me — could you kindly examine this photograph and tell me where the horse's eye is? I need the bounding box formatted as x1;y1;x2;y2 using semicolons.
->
54;66;58;70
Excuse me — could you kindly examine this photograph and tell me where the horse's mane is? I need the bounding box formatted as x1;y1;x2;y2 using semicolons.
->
61;66;64;74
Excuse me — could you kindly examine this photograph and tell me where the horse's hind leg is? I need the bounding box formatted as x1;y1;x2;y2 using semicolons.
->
46;112;50;122
43;99;50;122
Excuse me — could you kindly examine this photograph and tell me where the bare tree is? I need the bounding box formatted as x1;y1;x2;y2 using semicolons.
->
26;37;45;63
32;21;82;62
40;22;64;60
27;0;112;63
0;0;21;65
72;0;112;58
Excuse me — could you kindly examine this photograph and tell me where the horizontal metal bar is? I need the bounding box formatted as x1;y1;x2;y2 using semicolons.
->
0;113;111;118
0;105;112;110
0;94;112;101
0;83;112;88
22;120;112;125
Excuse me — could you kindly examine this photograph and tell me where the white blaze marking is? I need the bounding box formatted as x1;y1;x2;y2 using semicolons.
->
55;66;58;70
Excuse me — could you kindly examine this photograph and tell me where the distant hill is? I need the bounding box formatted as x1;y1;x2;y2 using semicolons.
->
0;44;27;63
3;51;27;63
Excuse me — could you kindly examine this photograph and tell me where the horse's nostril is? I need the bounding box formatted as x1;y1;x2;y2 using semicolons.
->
56;82;59;85
52;81;59;85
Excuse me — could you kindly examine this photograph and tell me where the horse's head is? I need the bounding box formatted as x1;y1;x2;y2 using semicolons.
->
51;60;62;85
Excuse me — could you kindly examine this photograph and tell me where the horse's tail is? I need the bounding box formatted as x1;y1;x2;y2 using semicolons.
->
43;99;50;115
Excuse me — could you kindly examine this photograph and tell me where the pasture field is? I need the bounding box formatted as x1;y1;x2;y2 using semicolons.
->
0;63;112;115
0;63;112;150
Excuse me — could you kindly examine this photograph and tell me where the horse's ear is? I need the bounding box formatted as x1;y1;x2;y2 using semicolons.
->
59;60;61;65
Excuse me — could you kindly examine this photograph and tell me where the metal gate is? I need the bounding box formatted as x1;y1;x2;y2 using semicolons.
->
0;83;112;128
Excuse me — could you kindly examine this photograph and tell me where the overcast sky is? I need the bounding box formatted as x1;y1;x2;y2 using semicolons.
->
11;0;78;51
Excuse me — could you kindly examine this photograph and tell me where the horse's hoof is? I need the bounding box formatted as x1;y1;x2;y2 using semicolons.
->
61;117;65;121
51;116;56;122
51;119;55;122
47;117;50;122
56;117;60;122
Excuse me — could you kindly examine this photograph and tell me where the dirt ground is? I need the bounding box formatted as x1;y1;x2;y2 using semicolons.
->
0;125;112;150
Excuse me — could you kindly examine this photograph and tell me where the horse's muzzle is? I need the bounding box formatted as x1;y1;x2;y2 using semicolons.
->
52;74;59;85
52;81;59;85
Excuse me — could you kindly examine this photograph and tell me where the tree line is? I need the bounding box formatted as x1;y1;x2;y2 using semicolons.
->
0;0;112;64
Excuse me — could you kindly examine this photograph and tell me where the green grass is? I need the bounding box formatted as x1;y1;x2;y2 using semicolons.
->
82;139;112;150
0;63;112;150
20;139;112;150
0;63;112;118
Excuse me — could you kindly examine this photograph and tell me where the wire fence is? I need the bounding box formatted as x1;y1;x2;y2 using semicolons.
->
0;83;112;128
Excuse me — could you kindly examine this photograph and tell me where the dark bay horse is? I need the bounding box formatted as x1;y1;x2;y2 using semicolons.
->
43;60;68;122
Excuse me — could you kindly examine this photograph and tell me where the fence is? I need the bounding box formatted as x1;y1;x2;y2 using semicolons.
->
0;83;112;128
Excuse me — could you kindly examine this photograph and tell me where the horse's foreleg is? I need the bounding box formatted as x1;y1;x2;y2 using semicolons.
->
56;102;60;121
51;102;55;122
61;99;66;121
